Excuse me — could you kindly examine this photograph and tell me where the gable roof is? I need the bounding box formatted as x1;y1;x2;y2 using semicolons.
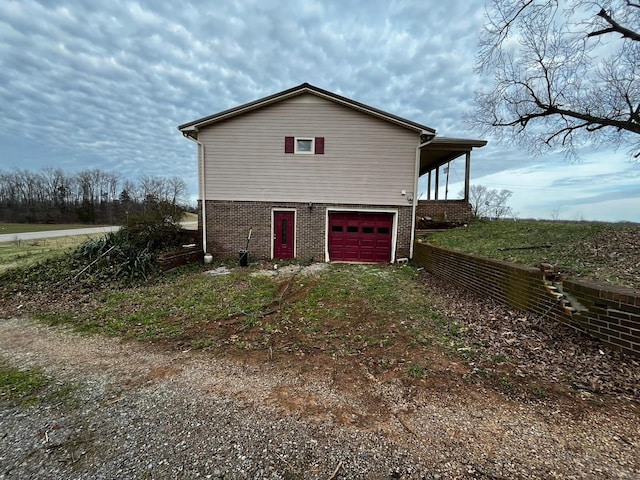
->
178;83;436;137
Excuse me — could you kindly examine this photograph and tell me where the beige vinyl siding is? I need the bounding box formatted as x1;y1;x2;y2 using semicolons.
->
199;94;420;206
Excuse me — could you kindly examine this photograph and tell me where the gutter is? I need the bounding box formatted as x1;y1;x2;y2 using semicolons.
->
182;129;208;257
410;132;436;259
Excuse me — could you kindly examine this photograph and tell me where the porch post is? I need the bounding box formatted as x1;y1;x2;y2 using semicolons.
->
464;151;471;201
434;167;440;200
427;171;431;200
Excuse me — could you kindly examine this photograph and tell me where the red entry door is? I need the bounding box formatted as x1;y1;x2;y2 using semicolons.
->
274;211;295;259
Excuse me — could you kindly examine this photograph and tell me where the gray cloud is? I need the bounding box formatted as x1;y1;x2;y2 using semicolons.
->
0;0;636;220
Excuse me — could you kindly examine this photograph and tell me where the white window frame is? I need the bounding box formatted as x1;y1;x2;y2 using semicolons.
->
294;137;314;154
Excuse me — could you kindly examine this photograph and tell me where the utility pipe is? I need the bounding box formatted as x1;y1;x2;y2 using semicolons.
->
183;132;208;256
410;133;436;259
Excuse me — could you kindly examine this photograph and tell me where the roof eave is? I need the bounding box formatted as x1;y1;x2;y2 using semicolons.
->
419;137;488;175
177;83;436;134
428;137;488;148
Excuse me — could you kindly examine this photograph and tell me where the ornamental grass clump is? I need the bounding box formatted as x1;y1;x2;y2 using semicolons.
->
73;203;185;282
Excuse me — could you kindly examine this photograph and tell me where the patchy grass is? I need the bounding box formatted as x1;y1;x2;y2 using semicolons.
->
3;255;636;403
421;220;640;287
0;254;80;296
0;357;76;408
0;359;48;404
2;262;454;374
36;268;280;341
0;223;102;235
182;212;198;223
530;384;549;399
0;234;103;274
406;364;427;378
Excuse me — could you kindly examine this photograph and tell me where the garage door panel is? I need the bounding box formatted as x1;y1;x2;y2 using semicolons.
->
329;212;393;262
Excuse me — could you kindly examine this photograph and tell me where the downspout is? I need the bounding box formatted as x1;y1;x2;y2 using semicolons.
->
183;132;208;256
410;133;436;259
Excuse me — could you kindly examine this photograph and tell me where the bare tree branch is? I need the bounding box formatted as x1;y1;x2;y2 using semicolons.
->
469;0;640;159
588;8;640;41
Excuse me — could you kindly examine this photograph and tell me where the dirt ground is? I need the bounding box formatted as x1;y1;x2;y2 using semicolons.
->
2;269;640;479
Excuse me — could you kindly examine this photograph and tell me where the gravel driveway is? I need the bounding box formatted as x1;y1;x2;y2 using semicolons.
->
1;314;639;480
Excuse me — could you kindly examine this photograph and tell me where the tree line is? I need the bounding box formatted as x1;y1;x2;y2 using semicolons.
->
0;167;190;225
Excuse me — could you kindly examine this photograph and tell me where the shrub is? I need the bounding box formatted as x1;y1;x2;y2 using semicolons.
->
73;201;187;282
120;200;185;252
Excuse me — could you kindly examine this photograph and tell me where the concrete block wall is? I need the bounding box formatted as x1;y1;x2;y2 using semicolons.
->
413;242;640;357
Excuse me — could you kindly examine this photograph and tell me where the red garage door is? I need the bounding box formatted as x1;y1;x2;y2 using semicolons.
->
328;212;393;262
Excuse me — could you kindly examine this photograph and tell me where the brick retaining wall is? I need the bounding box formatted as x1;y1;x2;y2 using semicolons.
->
416;200;473;222
413;242;640;357
562;278;640;355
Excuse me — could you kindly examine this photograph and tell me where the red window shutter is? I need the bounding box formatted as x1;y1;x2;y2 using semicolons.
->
315;137;325;154
284;136;294;153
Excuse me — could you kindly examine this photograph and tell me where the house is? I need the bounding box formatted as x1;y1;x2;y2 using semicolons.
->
178;83;486;263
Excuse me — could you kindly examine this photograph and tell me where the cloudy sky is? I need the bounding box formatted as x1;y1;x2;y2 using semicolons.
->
1;0;638;222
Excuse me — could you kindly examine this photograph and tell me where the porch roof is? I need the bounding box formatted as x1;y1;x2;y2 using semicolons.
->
419;137;487;176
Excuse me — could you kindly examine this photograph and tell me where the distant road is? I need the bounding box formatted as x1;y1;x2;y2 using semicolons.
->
0;221;197;243
0;226;121;243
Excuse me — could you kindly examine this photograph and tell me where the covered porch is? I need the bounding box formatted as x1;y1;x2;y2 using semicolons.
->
416;137;487;225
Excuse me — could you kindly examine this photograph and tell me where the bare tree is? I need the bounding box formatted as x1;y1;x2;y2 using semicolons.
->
166;176;188;205
105;172;121;203
464;184;514;219
470;1;640;159
139;175;165;204
119;180;138;204
77;169;97;203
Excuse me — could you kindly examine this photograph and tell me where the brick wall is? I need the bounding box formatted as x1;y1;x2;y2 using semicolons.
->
562;278;640;355
413;242;640;357
416;200;473;222
156;247;202;271
200;200;413;262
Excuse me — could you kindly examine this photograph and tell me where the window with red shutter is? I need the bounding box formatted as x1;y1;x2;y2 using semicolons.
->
285;136;325;154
